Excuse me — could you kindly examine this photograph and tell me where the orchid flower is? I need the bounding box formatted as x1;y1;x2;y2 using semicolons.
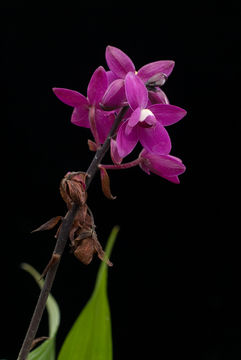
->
99;148;186;185
25;46;188;360
102;45;174;108
116;72;186;158
139;149;186;184
53;66;114;145
105;45;174;83
52;45;187;186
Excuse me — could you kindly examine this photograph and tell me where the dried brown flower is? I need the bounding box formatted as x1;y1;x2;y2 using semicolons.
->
32;171;112;271
60;172;87;208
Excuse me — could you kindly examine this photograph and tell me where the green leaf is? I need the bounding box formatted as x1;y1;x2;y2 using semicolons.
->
57;226;119;360
21;263;61;360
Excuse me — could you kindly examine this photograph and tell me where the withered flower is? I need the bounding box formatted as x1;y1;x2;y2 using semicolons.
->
69;205;113;267
73;236;112;267
32;171;112;271
60;171;87;208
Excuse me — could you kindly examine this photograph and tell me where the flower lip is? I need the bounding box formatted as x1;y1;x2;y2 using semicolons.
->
139;109;154;122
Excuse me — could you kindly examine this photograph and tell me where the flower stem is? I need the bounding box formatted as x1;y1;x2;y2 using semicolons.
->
16;105;128;360
85;106;128;186
99;157;142;170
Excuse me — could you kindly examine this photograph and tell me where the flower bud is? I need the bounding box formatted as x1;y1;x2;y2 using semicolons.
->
101;79;127;110
146;72;168;88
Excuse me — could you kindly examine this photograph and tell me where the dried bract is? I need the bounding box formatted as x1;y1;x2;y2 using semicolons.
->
99;166;116;200
31;216;63;233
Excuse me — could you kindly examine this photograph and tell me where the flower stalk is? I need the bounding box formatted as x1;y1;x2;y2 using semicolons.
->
99;158;142;170
17;44;187;360
16;106;128;360
85;106;128;186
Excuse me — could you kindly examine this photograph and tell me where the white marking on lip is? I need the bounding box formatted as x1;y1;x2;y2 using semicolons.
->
139;109;153;122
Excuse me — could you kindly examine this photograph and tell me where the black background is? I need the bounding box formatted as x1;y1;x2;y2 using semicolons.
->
1;3;241;359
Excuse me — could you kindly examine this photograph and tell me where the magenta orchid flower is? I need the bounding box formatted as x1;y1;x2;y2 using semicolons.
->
52;45;187;186
53;66;114;144
101;46;175;110
139;149;186;184
105;45;175;82
116;72;186;158
100;147;186;184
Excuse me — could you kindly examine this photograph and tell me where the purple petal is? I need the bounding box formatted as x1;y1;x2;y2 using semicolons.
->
101;79;127;110
87;66;108;105
53;88;88;107
95;110;115;144
116;120;139;158
141;150;186;176
139;122;171;155
148;104;187;126
162;175;180;184
121;106;133;120
148;89;169;105
137;60;175;82
105;45;135;79
127;107;141;128
139;150;185;183
138;156;151;175
71;105;90;128
125;72;148;110
106;70;118;85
